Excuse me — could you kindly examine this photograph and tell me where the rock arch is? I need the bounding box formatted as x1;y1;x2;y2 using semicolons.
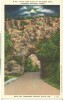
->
24;47;41;72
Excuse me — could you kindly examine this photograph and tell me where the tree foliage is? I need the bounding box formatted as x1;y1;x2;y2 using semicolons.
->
5;32;13;56
36;29;60;89
24;58;39;72
36;29;60;60
20;21;27;27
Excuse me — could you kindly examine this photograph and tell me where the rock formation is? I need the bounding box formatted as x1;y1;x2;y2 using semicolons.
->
5;16;60;75
29;54;41;70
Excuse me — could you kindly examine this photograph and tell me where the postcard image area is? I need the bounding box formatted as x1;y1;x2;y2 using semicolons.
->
4;5;60;96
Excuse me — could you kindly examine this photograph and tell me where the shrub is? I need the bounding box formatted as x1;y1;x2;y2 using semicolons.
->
24;58;39;72
13;56;23;65
5;32;14;56
5;32;14;64
20;21;27;27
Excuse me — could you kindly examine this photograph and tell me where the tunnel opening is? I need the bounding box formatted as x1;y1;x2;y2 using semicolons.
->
24;47;42;75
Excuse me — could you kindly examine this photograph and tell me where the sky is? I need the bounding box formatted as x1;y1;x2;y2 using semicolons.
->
5;5;60;18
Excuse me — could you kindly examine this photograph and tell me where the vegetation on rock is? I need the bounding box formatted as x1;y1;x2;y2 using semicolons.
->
36;29;60;89
5;32;13;54
24;58;39;72
5;32;14;63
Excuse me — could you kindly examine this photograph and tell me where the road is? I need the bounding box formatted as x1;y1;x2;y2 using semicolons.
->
5;72;60;95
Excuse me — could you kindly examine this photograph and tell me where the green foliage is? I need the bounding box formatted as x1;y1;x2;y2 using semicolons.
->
5;74;21;81
5;13;11;20
24;58;39;72
36;29;60;60
5;32;14;64
5;75;15;81
36;22;43;26
36;29;60;89
43;61;60;89
5;32;13;55
20;21;27;27
13;56;22;65
5;76;9;81
14;21;17;26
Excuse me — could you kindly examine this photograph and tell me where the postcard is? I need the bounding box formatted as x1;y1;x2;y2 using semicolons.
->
1;0;63;99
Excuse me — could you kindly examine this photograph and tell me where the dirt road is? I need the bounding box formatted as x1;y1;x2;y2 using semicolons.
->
5;72;60;95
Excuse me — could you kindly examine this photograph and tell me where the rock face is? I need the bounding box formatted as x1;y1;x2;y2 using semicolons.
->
5;60;24;75
5;17;60;75
5;17;60;54
29;54;41;70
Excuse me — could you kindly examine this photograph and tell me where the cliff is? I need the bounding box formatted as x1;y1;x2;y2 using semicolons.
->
5;16;60;75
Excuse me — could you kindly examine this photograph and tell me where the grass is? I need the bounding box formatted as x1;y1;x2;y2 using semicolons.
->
42;78;60;90
5;75;16;81
4;73;21;82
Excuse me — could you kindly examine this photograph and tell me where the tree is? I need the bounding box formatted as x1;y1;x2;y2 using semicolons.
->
36;29;60;61
5;32;13;56
36;29;60;88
